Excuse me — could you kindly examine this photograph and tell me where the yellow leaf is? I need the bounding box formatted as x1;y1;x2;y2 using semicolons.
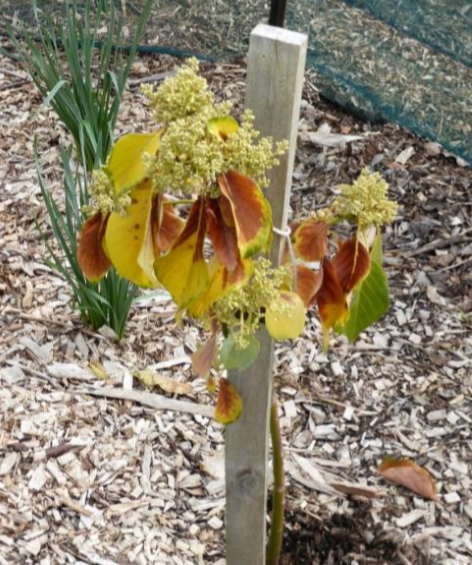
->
215;379;243;425
265;291;306;340
207;116;239;140
187;256;252;318
107;132;160;195
89;361;108;381
154;199;209;306
105;180;158;287
135;368;193;396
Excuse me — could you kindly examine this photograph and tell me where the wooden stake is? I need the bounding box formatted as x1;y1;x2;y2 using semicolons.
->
225;24;307;565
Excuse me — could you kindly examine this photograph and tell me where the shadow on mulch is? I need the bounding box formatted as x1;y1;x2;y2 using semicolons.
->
280;501;429;565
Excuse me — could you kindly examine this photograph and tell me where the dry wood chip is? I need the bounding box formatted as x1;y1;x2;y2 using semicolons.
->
0;452;18;476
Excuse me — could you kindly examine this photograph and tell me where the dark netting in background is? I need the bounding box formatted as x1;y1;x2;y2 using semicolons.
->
2;0;472;163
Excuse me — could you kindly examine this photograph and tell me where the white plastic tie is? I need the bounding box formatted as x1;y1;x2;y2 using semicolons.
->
272;225;298;291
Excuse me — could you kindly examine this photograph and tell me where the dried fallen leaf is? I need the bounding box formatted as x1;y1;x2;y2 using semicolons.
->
135;368;193;396
89;361;108;381
377;458;436;500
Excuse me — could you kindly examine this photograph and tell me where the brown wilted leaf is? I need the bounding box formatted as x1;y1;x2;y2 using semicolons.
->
377;458;437;500
192;329;218;377
215;379;242;424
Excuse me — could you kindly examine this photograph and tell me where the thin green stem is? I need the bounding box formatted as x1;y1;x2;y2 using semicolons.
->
163;199;194;206
266;399;285;565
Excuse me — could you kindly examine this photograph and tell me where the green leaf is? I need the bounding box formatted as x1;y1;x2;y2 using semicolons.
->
339;234;389;341
220;335;260;371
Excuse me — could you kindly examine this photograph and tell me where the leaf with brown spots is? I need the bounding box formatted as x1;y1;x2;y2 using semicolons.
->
215;379;243;425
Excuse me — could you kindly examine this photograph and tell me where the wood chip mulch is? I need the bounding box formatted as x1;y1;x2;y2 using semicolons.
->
1;44;471;565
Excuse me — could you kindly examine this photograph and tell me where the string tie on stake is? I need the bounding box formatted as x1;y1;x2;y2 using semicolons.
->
272;225;297;291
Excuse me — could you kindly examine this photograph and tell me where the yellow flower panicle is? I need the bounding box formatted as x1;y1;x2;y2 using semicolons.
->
331;168;398;231
213;258;290;349
142;58;214;124
84;169;131;217
141;60;286;196
223;110;288;189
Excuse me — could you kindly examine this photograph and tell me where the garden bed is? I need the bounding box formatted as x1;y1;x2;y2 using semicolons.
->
1;45;472;564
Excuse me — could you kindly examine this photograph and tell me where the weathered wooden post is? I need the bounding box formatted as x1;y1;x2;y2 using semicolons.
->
225;24;307;565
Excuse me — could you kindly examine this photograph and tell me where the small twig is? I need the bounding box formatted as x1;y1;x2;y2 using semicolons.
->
128;70;177;88
77;387;214;417
408;229;472;257
59;497;93;517
45;442;81;460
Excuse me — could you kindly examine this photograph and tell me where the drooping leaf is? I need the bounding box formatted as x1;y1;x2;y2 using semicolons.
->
215;378;243;424
107;131;160;195
187;257;251;319
266;291;306;340
292;219;328;262
333;238;371;294
218;170;272;258
316;258;349;347
192;324;219;377
340;234;389;342
295;264;324;307
219;334;261;371
154;198;209;307
77;212;111;282
136;368;193;395
207;116;239;140
105;180;158;287
206;198;239;271
155;197;185;254
377;458;436;500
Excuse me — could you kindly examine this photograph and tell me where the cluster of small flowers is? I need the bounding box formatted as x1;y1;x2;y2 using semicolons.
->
143;60;286;196
331;168;398;231
84;169;131;216
149;101;231;195
222;110;288;189
213;258;290;349
142;58;214;124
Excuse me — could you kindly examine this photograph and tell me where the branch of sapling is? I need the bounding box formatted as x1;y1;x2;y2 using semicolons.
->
267;399;285;565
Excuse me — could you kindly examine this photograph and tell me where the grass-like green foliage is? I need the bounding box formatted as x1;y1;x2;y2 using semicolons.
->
10;0;153;336
9;0;153;170
35;142;138;338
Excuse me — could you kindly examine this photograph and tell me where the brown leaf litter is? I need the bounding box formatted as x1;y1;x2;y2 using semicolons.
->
1;42;472;564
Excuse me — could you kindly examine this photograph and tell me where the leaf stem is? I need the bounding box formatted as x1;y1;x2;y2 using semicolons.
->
266;399;285;565
163;199;194;206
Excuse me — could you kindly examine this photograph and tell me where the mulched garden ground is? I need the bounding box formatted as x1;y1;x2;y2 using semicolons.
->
1;42;472;565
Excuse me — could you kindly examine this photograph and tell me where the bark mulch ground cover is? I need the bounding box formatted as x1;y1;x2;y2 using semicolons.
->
1;45;471;564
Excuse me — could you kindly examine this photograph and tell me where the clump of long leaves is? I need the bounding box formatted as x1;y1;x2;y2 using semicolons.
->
9;0;153;170
35;141;137;338
10;0;152;336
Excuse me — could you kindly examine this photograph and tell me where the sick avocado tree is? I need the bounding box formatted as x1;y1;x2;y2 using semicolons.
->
77;57;397;564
